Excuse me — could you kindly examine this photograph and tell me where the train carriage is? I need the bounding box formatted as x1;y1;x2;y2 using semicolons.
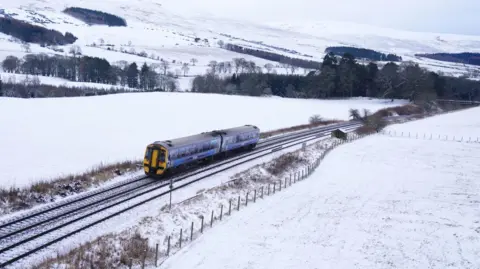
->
143;125;260;178
221;125;260;152
144;132;222;177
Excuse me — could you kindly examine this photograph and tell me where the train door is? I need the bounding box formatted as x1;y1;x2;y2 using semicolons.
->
144;147;167;176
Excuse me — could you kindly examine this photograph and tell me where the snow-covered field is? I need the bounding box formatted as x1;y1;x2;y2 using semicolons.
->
1;0;480;81
159;106;480;269
4;123;354;268
0;94;406;189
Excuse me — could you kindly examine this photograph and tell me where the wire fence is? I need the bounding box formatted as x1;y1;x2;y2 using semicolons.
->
122;131;376;268
379;130;480;144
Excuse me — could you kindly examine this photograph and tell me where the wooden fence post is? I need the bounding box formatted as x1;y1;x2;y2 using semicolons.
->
261;186;264;198
254;189;257;202
141;249;146;269
210;210;214;227
200;216;204;233
237;195;240;210
167;235;171;256
246;192;249;206
179;229;183;248
273;182;276;193
220;204;224;220
190;222;194;241
229;199;232;215
279;180;282;191
155;243;159;266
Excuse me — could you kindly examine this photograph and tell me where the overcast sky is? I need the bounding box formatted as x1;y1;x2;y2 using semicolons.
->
184;0;479;35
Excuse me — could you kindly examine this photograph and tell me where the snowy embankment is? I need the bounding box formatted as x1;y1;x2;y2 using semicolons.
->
158;106;480;269
30;128;355;269
0;93;406;189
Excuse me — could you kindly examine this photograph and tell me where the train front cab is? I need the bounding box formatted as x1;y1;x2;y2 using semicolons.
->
144;145;168;177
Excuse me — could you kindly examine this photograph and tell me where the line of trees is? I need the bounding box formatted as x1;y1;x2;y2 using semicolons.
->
222;43;322;70
63;7;127;26
0;77;134;98
415;52;480;66
1;53;179;97
192;52;480;104
0;17;77;46
325;47;402;62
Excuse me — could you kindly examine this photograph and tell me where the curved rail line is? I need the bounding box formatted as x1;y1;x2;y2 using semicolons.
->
0;120;358;230
0;121;361;267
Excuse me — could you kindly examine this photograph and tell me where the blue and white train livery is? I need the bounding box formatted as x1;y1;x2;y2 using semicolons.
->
143;125;260;177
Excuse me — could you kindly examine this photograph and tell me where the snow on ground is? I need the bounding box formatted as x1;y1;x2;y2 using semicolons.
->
0;93;406;189
158;107;480;269
385;106;480;139
2;0;480;78
11;126;347;268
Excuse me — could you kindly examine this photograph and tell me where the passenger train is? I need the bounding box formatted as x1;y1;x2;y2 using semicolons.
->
143;125;260;177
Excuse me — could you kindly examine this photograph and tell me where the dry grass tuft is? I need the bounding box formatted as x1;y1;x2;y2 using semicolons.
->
34;231;153;269
265;153;306;176
0;160;142;215
372;104;425;117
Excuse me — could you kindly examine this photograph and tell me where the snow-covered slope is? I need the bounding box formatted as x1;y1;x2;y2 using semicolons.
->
0;93;406;188
160;106;480;269
1;0;480;81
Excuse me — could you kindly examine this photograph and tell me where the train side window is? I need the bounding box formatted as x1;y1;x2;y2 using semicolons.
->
158;151;165;162
145;148;152;160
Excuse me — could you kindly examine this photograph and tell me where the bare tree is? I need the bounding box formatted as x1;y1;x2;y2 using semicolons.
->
246;61;256;73
217;62;226;73
280;63;290;74
21;42;31;53
217;40;224;48
190;58;198;66
289;65;298;74
181;63;190;76
69;45;82;57
208;60;218;74
160;61;170;75
225;61;232;73
264;63;273;73
233;58;245;74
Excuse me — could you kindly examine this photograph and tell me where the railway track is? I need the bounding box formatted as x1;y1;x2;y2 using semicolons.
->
0;121;361;267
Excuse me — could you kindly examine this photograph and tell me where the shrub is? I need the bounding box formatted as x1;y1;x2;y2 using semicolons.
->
309;114;323;124
265;153;305;176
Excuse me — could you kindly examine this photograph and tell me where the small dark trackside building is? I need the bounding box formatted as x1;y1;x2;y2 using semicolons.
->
331;128;348;140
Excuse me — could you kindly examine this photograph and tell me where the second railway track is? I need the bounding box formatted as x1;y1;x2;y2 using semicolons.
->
0;121;361;267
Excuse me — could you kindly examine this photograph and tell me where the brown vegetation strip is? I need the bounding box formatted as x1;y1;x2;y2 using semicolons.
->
260;120;343;139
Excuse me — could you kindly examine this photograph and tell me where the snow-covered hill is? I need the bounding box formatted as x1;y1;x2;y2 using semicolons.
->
2;0;480;85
